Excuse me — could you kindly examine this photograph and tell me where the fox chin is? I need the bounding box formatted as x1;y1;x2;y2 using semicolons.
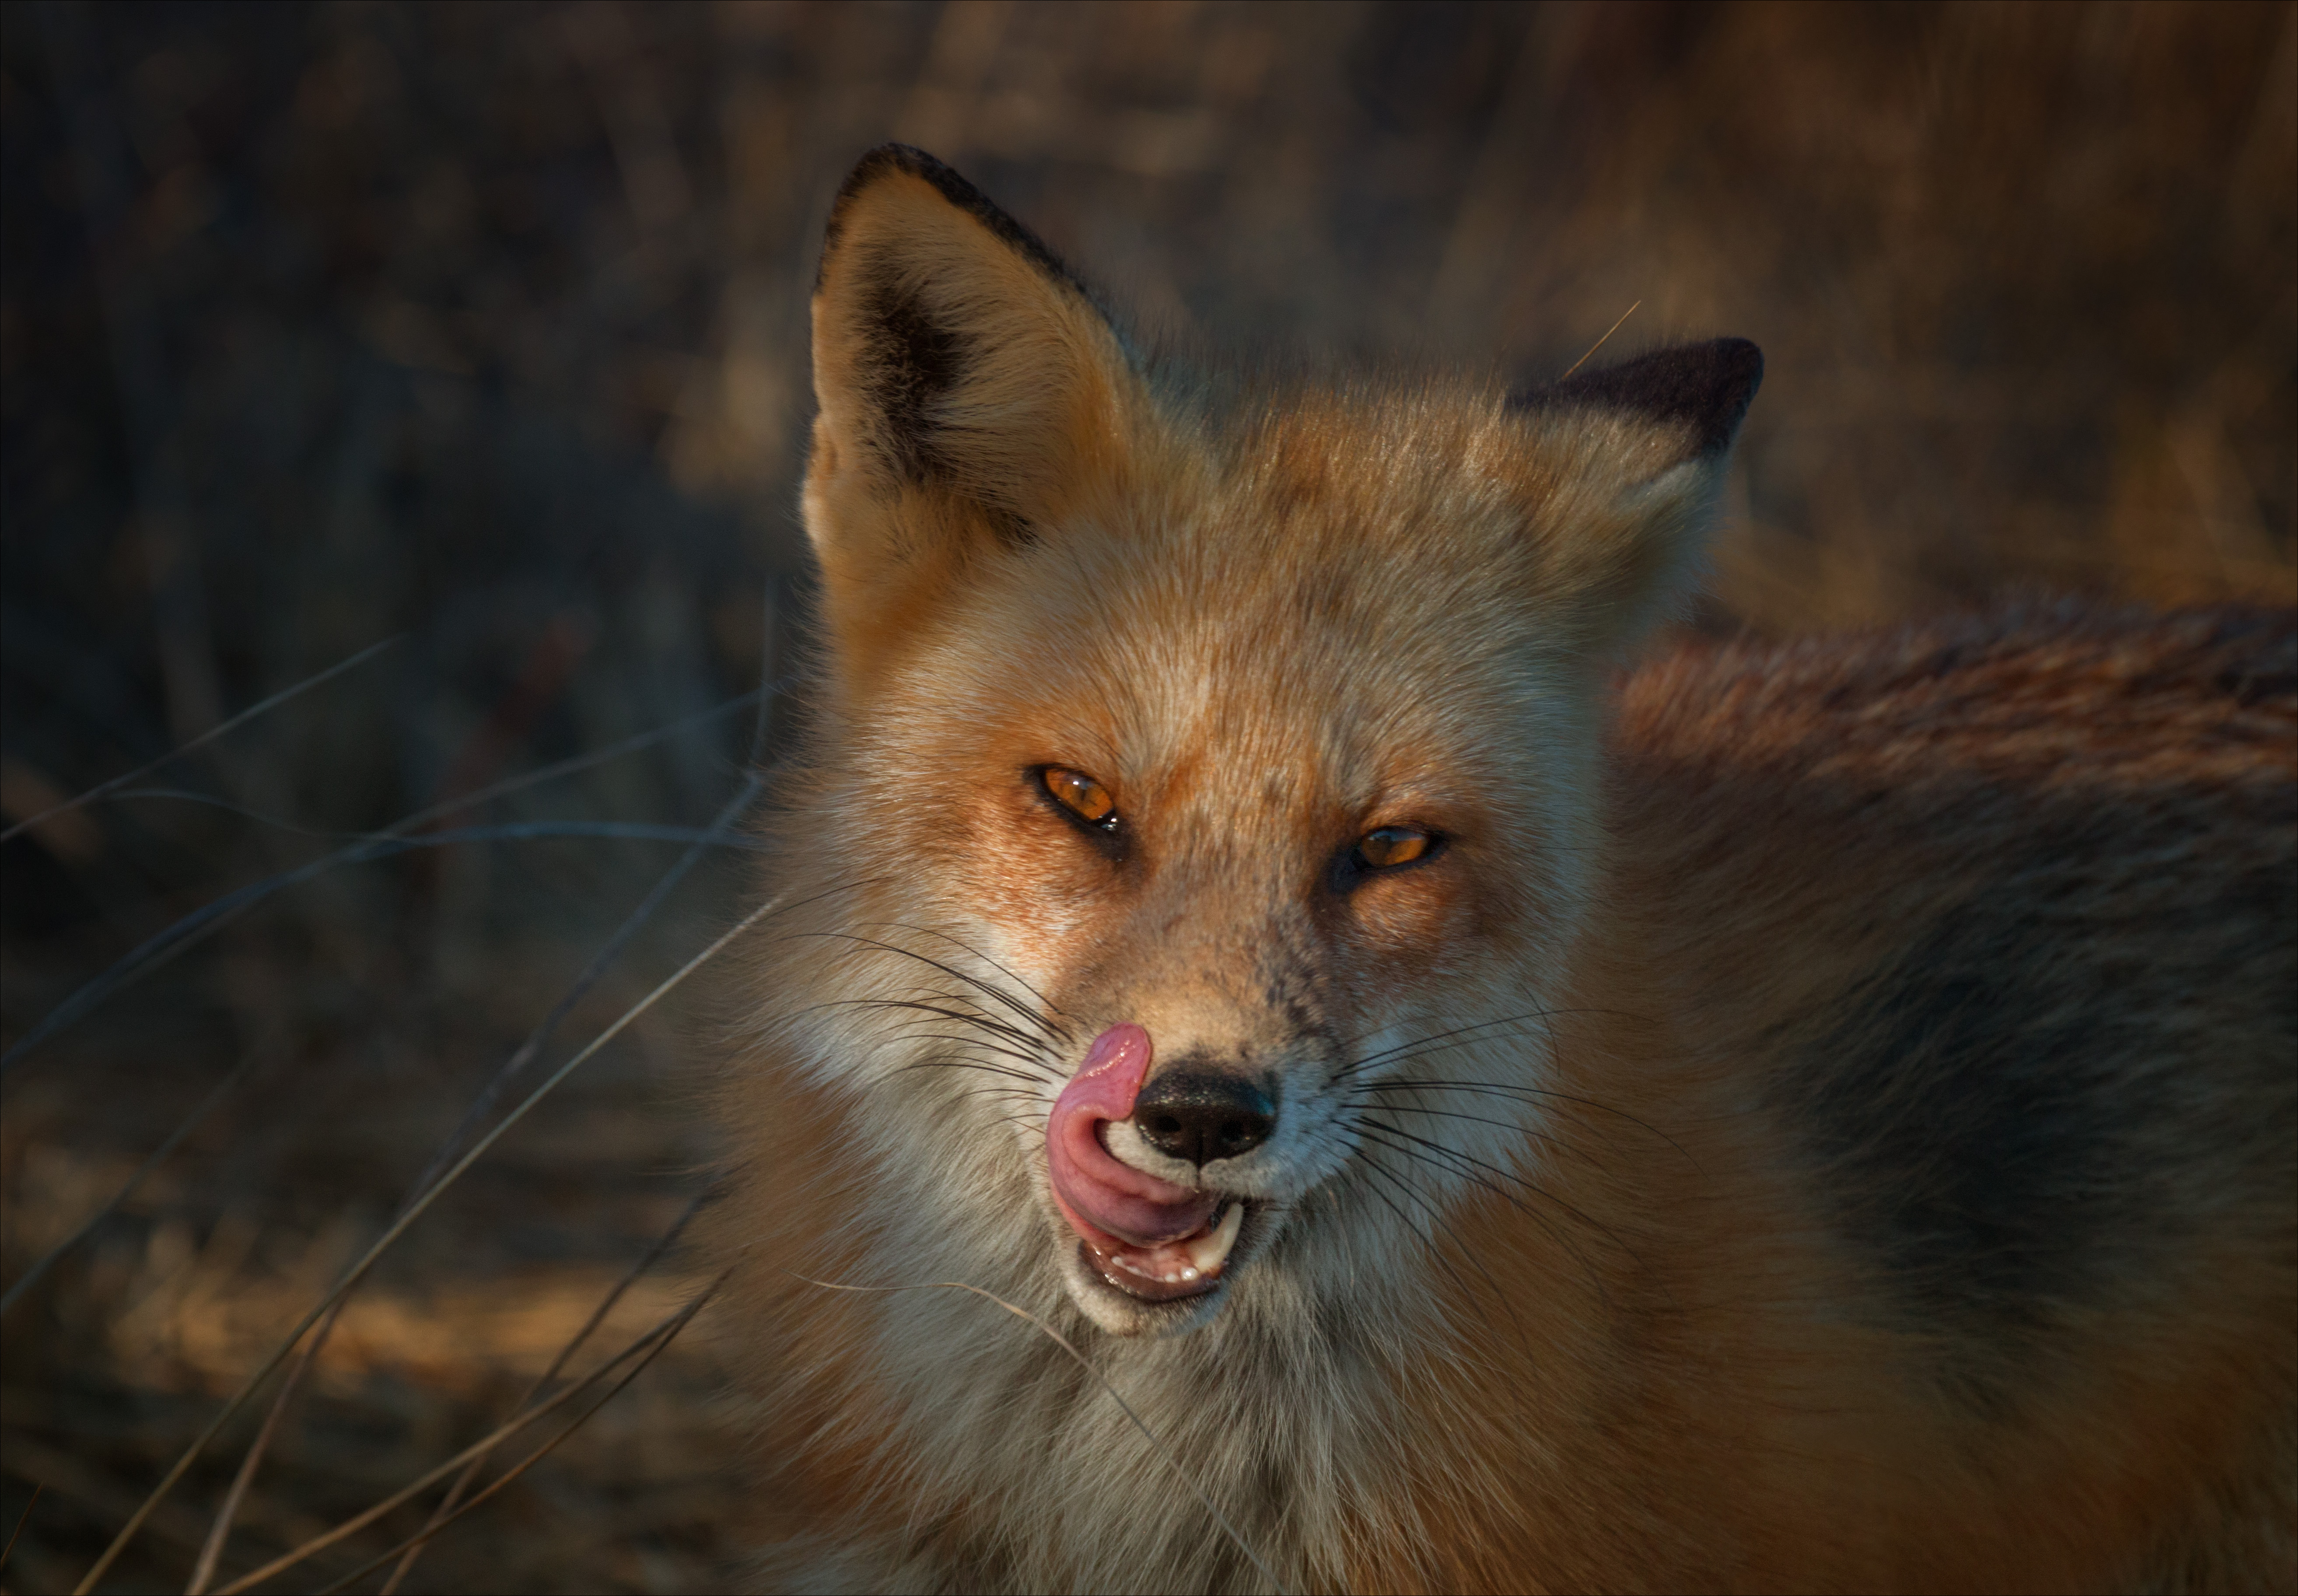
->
695;144;2298;1596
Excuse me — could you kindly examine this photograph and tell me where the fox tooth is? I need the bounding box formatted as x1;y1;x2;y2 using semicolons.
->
1184;1202;1245;1274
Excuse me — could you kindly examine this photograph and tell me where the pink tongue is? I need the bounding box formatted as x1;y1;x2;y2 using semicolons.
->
1048;1025;1218;1247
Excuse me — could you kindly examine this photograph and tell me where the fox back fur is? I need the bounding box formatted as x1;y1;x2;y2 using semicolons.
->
698;145;2298;1594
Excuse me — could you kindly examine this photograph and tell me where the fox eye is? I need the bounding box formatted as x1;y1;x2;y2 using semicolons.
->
1040;766;1119;830
1354;826;1434;870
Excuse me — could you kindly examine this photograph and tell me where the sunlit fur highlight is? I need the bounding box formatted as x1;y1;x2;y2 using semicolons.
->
699;147;2297;1593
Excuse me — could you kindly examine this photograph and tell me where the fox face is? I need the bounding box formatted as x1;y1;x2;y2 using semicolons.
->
776;145;1761;1338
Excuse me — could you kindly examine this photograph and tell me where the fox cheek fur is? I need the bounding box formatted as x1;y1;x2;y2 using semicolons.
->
698;144;2296;1595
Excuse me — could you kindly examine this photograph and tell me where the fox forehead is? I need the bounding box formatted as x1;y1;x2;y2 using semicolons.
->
859;402;1592;785
871;545;1568;838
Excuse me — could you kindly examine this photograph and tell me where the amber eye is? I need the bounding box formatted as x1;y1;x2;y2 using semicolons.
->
1041;766;1119;830
1354;826;1434;870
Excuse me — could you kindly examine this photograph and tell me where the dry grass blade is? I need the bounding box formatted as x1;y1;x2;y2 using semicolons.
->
0;637;402;846
184;1307;327;1596
311;1283;723;1596
184;767;770;1590
70;894;786;1594
5;829;751;1074
1556;301;1642;382
373;1186;717;1594
0;1058;248;1318
1;682;780;1074
206;1281;721;1596
1;1484;43;1578
793;1275;1290;1596
183;603;773;1591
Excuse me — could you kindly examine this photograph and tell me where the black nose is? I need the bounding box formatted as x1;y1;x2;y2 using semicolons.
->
1131;1066;1276;1165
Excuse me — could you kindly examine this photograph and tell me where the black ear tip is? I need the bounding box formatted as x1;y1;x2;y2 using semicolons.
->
822;143;1083;297
834;143;958;209
1709;336;1764;398
1509;336;1765;457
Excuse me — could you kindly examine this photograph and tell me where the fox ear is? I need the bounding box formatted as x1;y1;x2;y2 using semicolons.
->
1505;337;1763;654
804;145;1135;677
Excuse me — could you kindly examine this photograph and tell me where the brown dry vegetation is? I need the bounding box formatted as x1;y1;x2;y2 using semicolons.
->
1;2;2292;1592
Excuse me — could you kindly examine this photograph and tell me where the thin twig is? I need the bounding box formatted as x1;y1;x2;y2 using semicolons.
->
0;1058;249;1317
182;1322;315;1596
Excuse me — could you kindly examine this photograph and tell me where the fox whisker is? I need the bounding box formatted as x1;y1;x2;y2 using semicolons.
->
1326;1010;1561;1080
1336;1096;1607;1172
1350;1147;1536;1354
871;1013;1060;1075
1358;1116;1637;1264
1355;1124;1617;1312
858;921;1077;1043
1352;1079;1697;1165
812;930;1068;1045
854;997;1063;1061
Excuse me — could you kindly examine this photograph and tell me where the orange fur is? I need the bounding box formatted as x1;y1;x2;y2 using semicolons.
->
696;146;2297;1594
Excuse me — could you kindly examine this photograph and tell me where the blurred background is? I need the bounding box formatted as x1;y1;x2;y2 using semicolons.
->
3;2;2292;1590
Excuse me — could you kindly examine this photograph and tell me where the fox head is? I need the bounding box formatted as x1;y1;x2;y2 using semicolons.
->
769;144;1759;1337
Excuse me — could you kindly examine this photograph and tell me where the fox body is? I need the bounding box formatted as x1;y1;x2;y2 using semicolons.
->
700;146;2298;1593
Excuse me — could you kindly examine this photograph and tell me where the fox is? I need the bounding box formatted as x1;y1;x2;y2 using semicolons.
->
696;143;2298;1594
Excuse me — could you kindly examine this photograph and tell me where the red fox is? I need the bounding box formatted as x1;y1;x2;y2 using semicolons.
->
699;145;2298;1593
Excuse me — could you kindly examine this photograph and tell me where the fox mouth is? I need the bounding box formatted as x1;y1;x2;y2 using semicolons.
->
1058;1193;1246;1302
1046;1024;1250;1304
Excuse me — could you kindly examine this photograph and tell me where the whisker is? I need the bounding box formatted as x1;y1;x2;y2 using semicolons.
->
1336;1098;1606;1173
1350;1148;1532;1355
1357;1123;1617;1311
1327;1010;1558;1082
857;921;1075;1042
781;988;1053;1058
1353;1079;1697;1166
868;1014;1060;1075
887;1036;1056;1077
794;932;1066;1046
845;931;1069;1043
851;997;1062;1061
891;1057;1051;1089
1361;1116;1636;1264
